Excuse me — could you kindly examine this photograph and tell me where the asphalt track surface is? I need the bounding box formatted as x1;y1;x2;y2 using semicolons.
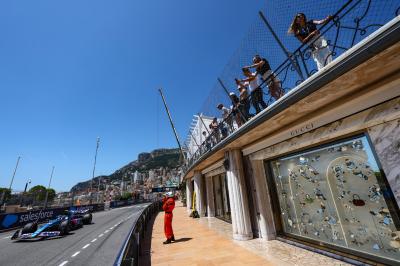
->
0;203;150;266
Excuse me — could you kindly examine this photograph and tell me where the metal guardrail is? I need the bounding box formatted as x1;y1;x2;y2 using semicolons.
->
114;201;162;266
183;0;400;173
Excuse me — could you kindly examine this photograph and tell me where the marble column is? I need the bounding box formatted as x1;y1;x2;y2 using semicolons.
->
368;120;400;207
250;160;276;240
186;178;193;213
226;149;253;240
205;176;215;217
194;171;205;216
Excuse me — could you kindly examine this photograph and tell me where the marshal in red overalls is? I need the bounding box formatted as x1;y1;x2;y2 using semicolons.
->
162;194;175;244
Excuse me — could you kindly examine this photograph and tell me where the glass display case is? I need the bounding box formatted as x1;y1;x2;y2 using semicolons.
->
269;135;400;264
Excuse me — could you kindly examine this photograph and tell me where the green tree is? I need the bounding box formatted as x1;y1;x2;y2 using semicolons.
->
0;187;11;201
29;185;47;201
121;192;132;201
29;186;56;202
46;188;56;202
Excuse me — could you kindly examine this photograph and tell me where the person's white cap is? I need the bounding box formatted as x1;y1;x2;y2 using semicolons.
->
166;191;174;197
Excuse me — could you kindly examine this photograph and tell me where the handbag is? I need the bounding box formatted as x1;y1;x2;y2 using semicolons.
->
352;194;365;206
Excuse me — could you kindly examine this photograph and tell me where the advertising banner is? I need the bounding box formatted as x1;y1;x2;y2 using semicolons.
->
0;203;105;232
0;207;67;231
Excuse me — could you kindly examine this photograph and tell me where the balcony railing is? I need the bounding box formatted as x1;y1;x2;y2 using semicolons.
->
183;0;400;173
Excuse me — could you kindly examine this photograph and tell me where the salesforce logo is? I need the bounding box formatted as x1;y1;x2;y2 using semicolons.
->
19;210;54;223
2;214;18;228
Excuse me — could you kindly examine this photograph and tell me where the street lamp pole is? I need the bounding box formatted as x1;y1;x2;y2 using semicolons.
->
19;178;31;207
24;178;32;193
97;176;102;203
44;166;55;209
90;137;100;204
0;156;21;206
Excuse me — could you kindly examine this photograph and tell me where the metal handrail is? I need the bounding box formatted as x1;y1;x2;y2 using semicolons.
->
114;201;162;266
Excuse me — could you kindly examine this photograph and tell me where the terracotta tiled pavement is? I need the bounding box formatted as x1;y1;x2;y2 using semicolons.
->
150;203;272;266
150;202;348;266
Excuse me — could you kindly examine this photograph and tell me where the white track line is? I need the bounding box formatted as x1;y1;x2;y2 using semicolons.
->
2;236;11;239
104;230;109;233
91;238;97;243
71;251;80;257
82;244;90;249
98;233;104;237
58;261;68;266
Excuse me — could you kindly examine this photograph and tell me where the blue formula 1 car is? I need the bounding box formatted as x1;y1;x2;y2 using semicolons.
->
11;215;70;241
68;208;92;225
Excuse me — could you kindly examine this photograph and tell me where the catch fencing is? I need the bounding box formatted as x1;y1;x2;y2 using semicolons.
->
184;0;400;170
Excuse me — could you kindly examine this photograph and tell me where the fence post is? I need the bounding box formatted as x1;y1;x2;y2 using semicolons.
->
258;11;305;81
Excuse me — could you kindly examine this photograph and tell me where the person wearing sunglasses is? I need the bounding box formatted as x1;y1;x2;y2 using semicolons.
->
245;55;283;101
288;13;333;70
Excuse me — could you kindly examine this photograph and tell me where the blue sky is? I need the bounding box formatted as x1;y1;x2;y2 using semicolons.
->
0;0;266;192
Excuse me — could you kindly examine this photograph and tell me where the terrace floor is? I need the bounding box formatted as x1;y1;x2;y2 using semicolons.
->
149;202;348;266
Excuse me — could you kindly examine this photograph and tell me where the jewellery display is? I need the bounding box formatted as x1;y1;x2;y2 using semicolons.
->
270;136;400;263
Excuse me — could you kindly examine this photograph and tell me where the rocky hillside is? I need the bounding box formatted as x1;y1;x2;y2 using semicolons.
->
70;148;181;192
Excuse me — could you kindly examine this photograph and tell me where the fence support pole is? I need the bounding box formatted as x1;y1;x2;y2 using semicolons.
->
0;156;21;206
258;11;305;81
183;144;193;158
197;113;211;135
44;166;55;209
159;88;186;164
89;137;100;204
189;130;200;148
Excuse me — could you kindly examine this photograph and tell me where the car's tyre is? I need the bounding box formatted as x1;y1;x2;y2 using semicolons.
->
75;219;83;229
21;222;38;234
82;213;92;224
59;220;70;236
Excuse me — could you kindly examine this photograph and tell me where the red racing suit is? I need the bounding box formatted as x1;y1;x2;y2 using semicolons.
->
162;197;175;240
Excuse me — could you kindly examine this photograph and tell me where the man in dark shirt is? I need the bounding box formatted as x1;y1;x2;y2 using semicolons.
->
246;55;283;101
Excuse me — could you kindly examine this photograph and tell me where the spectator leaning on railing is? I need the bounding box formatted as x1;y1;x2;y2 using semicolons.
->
236;78;251;122
202;131;212;151
288;13;333;70
209;117;220;144
217;103;233;133
229;92;243;128
245;55;283;101
239;67;267;114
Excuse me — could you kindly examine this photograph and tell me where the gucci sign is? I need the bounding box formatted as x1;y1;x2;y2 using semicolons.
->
290;123;314;137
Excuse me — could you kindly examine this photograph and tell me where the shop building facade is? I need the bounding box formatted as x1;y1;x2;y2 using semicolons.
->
183;17;400;265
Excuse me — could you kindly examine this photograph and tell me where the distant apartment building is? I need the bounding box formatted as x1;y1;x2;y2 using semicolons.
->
186;114;213;158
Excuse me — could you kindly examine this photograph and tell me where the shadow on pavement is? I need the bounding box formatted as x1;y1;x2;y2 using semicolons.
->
138;210;159;266
172;237;192;243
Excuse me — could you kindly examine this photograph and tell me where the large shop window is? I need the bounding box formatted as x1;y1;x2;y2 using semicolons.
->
213;174;231;223
269;135;400;265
